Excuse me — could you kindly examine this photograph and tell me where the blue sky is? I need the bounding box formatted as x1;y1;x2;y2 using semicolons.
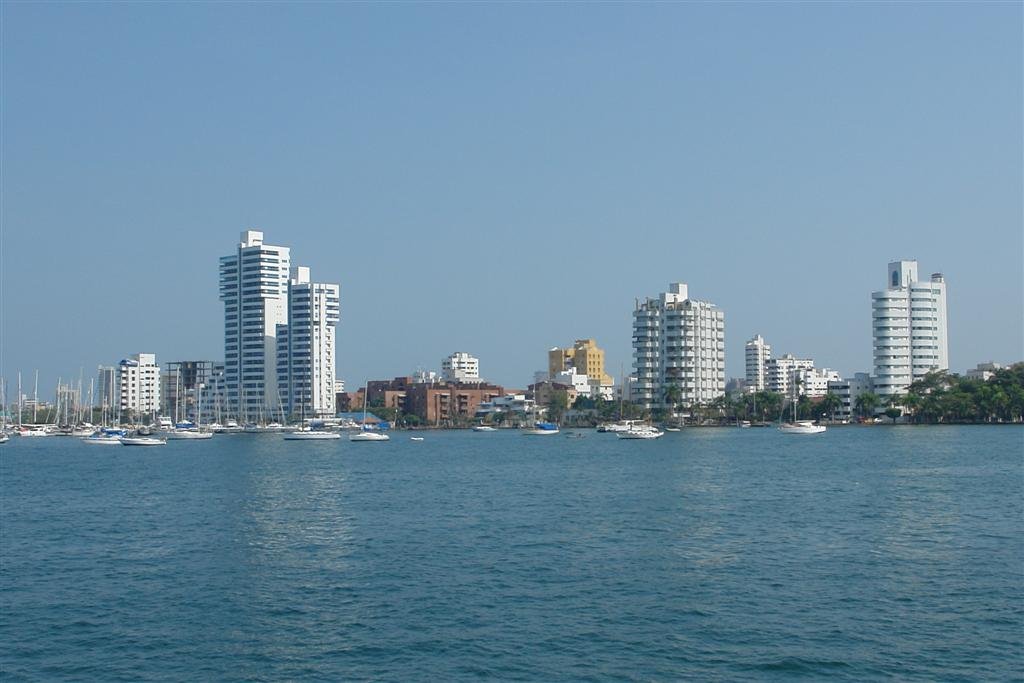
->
2;2;1021;393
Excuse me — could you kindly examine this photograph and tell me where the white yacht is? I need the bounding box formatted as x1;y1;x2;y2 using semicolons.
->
349;381;391;441
349;429;390;442
163;421;214;440
618;425;664;440
83;428;128;445
597;420;639;433
523;422;560;436
284;430;341;441
779;421;826;435
472;425;497;432
779;394;826;434
119;436;167;446
17;425;53;437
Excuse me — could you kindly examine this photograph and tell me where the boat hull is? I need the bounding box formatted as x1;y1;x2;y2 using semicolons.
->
82;437;122;445
779;424;827;434
284;432;340;440
349;432;390;442
164;431;214;440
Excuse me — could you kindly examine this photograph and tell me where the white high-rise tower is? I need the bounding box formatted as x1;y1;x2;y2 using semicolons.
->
219;231;291;421
631;282;725;409
744;335;772;392
276;266;340;418
872;260;948;400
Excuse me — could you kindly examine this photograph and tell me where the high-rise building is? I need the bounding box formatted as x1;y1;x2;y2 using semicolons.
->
117;353;161;416
163;361;215;421
442;352;480;382
631;282;725;409
219;230;291;421
276;266;340;418
548;339;614;390
744;335;772;392
97;366;117;412
872;260;948;399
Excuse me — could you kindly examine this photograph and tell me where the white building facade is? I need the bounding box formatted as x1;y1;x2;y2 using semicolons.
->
219;230;291;421
766;354;815;398
744;335;772;392
828;373;874;421
872;260;948;400
276;266;340;418
631;282;726;409
795;367;843;398
965;362;1002;382
442;352;480;382
118;353;161;416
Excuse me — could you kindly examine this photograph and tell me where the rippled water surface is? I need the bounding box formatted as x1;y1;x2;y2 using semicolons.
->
2;426;1022;681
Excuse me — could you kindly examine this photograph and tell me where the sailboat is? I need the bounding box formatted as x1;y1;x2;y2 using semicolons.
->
349;383;389;442
779;387;826;434
284;394;339;440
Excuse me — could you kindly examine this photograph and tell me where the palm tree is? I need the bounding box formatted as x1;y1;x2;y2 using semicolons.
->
819;392;842;423
662;384;682;413
855;392;881;419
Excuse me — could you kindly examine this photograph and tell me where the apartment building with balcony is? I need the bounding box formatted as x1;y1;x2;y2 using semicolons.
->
631;282;725;409
872;260;948;400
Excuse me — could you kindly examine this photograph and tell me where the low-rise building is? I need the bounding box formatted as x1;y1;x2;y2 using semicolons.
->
965;362;1002;382
404;381;505;425
475;394;537;421
528;380;579;410
828;373;874;420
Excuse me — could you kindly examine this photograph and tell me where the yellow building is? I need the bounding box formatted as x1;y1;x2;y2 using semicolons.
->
548;339;613;387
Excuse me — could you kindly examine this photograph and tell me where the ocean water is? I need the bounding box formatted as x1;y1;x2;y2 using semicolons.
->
1;426;1021;681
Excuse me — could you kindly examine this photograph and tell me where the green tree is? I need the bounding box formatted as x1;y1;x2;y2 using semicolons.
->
884;407;902;424
855;392;881;419
547;390;569;425
662;384;682;414
819;392;842;423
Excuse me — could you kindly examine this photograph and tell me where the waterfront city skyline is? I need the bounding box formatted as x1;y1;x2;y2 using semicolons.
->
2;3;1022;392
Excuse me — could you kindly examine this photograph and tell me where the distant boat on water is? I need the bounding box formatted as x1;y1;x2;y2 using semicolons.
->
523;422;559;436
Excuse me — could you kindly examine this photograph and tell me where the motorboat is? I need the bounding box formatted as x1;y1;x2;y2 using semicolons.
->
472;425;497;432
410;436;425;442
17;425;53;437
597;420;639;433
82;428;127;445
165;430;214;440
349;429;390;442
210;421;244;434
663;426;682;432
618;425;664;439
779;421;826;435
119;436;167;446
284;430;341;441
523;422;560;436
0;433;9;444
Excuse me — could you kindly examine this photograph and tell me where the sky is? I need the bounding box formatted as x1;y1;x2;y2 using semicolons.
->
2;2;1022;395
